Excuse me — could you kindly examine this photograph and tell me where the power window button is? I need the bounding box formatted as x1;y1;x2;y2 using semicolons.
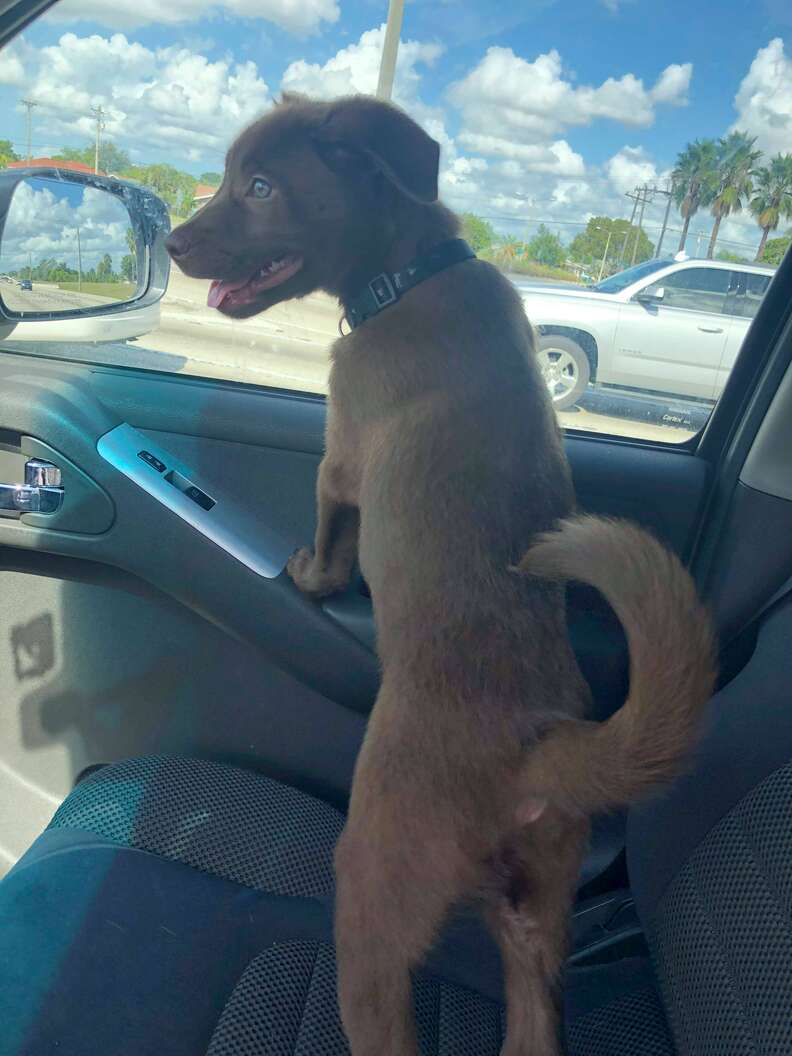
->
138;450;166;473
185;485;215;511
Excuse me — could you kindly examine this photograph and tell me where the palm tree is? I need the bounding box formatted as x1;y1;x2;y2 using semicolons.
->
707;131;762;260
672;139;718;253
750;154;792;261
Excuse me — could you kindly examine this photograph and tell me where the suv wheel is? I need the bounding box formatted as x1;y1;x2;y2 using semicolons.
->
536;334;591;411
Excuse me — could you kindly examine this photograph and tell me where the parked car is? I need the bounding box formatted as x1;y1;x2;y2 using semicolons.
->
19;278;32;291
518;257;776;409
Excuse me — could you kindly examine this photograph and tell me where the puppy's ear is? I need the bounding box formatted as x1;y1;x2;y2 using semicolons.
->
312;96;440;204
279;91;309;106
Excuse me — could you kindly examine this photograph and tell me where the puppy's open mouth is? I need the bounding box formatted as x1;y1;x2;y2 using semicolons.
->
207;254;304;310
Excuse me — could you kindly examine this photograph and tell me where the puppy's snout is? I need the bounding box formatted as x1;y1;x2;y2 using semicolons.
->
165;228;194;261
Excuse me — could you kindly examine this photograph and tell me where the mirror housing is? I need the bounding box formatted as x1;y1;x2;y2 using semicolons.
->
0;167;170;343
636;285;665;305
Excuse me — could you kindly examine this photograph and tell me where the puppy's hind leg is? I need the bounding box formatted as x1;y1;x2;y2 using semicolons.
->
334;780;474;1056
483;812;588;1056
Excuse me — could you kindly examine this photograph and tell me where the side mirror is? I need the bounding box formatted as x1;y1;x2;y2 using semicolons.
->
0;168;170;342
636;285;665;305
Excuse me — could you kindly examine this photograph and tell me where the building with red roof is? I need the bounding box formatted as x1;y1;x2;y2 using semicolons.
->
6;157;101;174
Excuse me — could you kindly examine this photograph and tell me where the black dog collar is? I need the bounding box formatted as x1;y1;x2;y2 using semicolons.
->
343;238;476;330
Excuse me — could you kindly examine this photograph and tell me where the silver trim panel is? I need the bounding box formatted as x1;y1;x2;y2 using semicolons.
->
97;422;291;578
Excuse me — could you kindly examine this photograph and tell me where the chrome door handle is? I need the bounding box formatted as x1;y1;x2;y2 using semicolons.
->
698;326;724;334
0;458;64;514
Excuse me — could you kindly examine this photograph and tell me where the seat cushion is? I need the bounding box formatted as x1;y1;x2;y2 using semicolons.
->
0;756;673;1055
47;755;346;898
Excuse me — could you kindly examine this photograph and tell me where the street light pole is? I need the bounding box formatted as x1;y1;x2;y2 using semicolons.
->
90;105;106;174
631;185;649;266
654;185;674;258
376;0;404;101
76;227;82;292
597;229;613;282
619;191;640;266
21;98;38;163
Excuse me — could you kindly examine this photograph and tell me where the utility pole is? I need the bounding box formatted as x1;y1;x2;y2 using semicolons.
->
21;98;38;162
376;0;404;100
90;105;106;174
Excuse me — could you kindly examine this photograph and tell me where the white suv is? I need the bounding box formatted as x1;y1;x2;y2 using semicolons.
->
517;257;775;410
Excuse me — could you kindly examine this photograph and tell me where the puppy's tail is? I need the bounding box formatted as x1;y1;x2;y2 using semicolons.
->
516;516;717;816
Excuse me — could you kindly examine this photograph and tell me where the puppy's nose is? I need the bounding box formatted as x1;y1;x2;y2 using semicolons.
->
165;229;193;261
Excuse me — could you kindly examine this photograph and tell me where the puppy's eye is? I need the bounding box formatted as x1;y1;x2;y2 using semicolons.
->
249;177;272;199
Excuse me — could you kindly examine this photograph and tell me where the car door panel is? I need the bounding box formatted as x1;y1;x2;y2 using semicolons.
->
0;352;712;727
609;299;731;399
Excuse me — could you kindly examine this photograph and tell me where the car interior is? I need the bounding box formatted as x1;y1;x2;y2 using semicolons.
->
1;0;792;1052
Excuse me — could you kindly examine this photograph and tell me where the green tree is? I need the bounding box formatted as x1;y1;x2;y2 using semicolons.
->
0;139;19;168
672;139;719;253
95;253;115;282
749;154;792;261
716;249;749;264
707;131;762;260
460;213;497;254
763;232;791;267
199;171;222;186
56;141;131;174
120;254;137;282
526;224;565;267
569;217;653;271
125;163;197;215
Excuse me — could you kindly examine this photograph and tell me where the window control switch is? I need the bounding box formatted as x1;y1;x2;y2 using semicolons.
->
138;450;166;473
185;485;215;511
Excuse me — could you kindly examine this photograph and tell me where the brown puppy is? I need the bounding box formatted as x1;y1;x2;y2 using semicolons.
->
168;94;716;1056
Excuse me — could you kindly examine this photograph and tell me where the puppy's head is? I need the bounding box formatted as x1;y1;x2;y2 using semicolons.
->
166;93;440;318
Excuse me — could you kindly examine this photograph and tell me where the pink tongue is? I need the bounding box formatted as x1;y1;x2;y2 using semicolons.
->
207;277;251;309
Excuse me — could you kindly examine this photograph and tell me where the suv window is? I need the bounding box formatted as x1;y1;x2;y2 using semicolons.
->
644;268;733;315
0;0;787;445
737;272;773;319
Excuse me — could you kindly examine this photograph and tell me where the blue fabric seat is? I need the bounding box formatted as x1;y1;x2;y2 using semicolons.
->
2;596;792;1055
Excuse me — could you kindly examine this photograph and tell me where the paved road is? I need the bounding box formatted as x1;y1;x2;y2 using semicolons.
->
134;272;695;442
3;269;699;442
2;282;124;313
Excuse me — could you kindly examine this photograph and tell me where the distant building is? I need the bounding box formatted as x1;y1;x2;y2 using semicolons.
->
192;183;218;212
7;157;101;175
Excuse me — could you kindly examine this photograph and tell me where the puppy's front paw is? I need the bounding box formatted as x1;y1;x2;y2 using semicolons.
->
287;547;345;598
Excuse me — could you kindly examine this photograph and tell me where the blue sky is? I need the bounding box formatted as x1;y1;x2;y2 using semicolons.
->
1;0;790;251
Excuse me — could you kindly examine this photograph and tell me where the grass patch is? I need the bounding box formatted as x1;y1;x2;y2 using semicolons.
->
479;250;583;284
58;282;137;299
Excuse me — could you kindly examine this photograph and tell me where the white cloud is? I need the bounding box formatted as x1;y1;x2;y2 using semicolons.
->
732;38;792;155
447;47;693;150
0;44;25;87
650;63;692;106
281;25;442;103
456;133;584;176
7;32;271;162
46;0;339;37
606;146;658;195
